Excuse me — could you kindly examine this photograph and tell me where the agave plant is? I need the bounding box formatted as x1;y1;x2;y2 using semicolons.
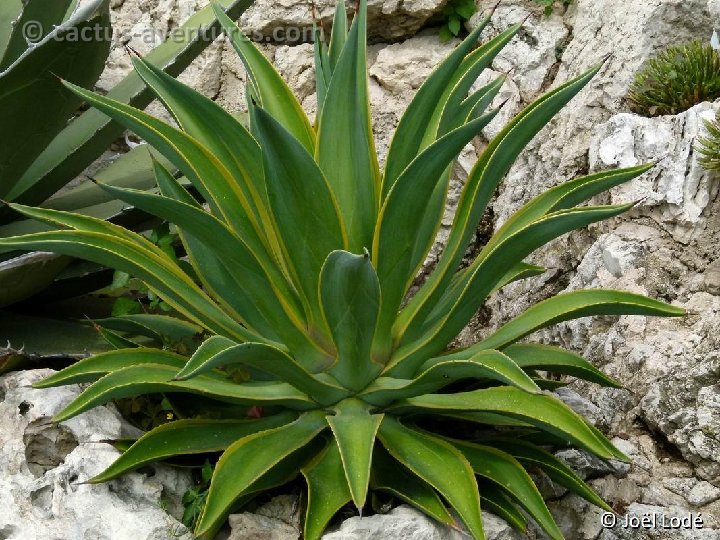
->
0;1;683;538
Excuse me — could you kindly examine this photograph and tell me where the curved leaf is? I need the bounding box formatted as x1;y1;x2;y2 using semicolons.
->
33;348;190;388
373;110;499;356
252;106;346;331
317;0;379;252
370;445;456;527
195;411;326;538
450;440;562;540
302;438;352;540
478;481;527;533
390;205;636;376
377;416;484;539
362;350;539;407
396;64;607;343
389;387;625;460
381;13;493;196
53;364;315;422
212;3;315;152
487;438;611;511
175;341;348;405
91;413;297;482
466;290;685;353
503;343;621;388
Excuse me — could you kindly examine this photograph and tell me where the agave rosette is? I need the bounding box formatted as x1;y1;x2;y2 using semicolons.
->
0;1;683;539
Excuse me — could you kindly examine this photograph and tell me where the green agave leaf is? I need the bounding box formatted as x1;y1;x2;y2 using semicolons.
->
327;399;383;510
0;252;70;308
94;313;202;346
490;262;546;294
317;0;380;253
396;64;606;343
389;387;625;461
128;53;271;241
382;13;493;196
450;440;562;540
92;182;334;363
59;81;269;261
195;411;326;538
33;348;189;388
212;2;315;152
181;335;237;373
0;228;255;343
440;75;505;136
12;0;256;206
150;161;280;339
0;0;76;69
175;335;237;375
390;204;636;376
252;106;346;332
302;437;353;540
466;289;685;353
478;481;527;533
328;0;348;72
488;165;655;249
370;445;456;527
313;25;331;119
320;250;381;390
487;438;611;511
53;363;315;422
97;327;140;350
0;311;111;359
433;24;521;140
0;0;111;197
223;438;326;526
362;350;539;407
0;0;22;61
503;343;621;388
174;341;348;406
377;416;484;539
374;108;499;333
91;413;298;483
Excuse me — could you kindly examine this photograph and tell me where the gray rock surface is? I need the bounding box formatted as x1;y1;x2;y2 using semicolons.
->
0;369;192;540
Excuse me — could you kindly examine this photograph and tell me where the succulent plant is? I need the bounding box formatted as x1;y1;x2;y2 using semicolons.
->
628;40;720;117
0;1;684;539
696;109;720;171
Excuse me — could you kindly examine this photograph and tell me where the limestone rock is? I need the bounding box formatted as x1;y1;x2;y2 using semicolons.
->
0;369;192;540
320;505;522;540
239;0;448;43
589;102;720;243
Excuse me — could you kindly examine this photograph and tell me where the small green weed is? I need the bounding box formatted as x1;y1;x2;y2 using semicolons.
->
439;0;476;42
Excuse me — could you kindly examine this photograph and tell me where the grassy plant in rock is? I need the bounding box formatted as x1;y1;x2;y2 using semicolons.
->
696;109;720;171
628;40;720;117
0;1;684;538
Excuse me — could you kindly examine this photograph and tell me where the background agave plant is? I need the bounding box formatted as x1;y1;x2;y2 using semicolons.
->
627;39;720;117
0;0;255;314
0;1;684;539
